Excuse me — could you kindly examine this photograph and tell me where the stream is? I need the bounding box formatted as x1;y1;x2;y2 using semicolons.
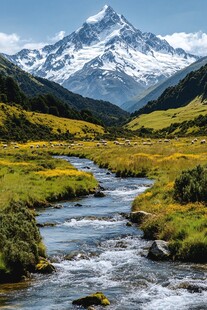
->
0;156;207;309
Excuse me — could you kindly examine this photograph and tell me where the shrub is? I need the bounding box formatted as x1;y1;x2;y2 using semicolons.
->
173;165;207;203
0;202;43;281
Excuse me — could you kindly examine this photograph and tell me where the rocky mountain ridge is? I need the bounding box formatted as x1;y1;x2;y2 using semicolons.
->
4;5;199;106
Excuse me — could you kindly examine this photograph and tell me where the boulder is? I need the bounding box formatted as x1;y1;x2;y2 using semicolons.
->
94;191;105;198
72;292;110;307
36;258;55;274
148;240;171;260
176;281;207;293
130;211;152;224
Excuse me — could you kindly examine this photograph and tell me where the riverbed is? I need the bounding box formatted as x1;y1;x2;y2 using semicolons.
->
0;156;206;309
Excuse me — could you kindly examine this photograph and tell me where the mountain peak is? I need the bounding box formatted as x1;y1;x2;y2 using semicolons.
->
86;5;119;25
4;5;199;107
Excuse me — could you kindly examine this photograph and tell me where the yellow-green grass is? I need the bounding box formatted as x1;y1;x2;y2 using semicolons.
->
0;102;105;138
0;147;98;209
52;138;207;262
0;146;99;282
1;139;207;263
127;97;207;131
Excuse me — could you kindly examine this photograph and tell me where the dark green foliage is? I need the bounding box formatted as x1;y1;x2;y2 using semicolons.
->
132;64;207;117
0;202;42;281
0;75;26;107
174;165;207;203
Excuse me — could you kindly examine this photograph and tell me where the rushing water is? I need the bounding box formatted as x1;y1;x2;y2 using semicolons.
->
0;156;207;310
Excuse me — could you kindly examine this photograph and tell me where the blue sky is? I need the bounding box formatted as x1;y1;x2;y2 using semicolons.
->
1;0;207;55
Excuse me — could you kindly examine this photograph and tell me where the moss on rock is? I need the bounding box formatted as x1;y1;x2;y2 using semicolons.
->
72;291;110;307
35;258;55;274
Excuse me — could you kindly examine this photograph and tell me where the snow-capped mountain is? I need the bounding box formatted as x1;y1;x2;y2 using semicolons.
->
4;5;199;106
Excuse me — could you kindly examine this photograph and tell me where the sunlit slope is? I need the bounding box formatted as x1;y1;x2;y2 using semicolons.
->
0;103;104;139
127;97;207;131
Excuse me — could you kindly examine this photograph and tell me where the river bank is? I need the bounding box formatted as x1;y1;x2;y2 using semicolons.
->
0;138;207;284
48;138;207;263
1;156;206;310
0;146;98;282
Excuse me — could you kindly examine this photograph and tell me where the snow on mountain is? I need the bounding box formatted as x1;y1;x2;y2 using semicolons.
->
4;5;199;106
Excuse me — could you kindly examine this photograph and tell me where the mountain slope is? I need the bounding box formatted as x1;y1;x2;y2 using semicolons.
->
0;55;129;126
4;5;198;106
132;63;207;117
122;56;207;112
0;102;105;141
127;97;207;132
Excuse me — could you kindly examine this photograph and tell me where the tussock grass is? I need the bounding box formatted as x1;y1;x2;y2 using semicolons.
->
0;148;97;208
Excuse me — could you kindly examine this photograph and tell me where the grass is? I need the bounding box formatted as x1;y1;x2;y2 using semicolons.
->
0;147;98;208
1;137;207;281
0;146;98;281
0;102;105;139
51;137;207;262
127;97;207;131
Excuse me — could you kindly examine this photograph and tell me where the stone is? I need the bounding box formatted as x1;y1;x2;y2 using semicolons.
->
75;203;82;207
65;252;89;261
126;221;132;227
94;191;105;197
72;292;110;307
148;240;171;260
130;211;152;224
53;204;63;209
36;258;55;274
37;222;56;227
87;307;96;310
176;281;207;293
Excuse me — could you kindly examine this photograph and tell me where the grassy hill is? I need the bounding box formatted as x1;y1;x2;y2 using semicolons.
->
132;63;207;117
0;55;129;126
127;97;207;131
0;102;105;141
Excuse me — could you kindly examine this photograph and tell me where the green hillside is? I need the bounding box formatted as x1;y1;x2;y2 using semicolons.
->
127;97;207;130
0;102;105;141
0;55;129;126
132;63;207;117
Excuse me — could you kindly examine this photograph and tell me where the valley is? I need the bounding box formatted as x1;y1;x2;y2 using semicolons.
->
0;1;207;309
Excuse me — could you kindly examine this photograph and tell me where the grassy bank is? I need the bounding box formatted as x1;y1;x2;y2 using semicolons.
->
50;138;207;262
0;144;98;282
1;137;207;282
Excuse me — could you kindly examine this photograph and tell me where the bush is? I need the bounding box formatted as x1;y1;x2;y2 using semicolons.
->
0;202;43;281
173;165;207;203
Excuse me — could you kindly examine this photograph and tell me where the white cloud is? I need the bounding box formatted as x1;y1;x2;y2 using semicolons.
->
0;30;66;55
0;32;21;54
158;31;207;57
49;31;66;43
